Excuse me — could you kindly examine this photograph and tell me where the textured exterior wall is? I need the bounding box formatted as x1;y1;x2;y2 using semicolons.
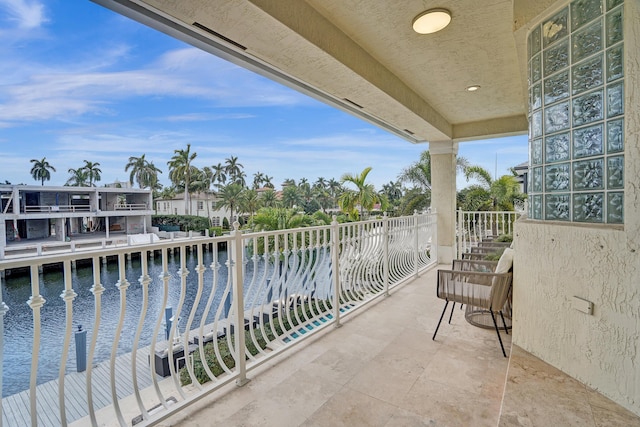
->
513;0;640;416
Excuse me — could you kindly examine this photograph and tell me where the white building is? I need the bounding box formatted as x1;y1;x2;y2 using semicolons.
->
1;184;153;251
155;192;231;227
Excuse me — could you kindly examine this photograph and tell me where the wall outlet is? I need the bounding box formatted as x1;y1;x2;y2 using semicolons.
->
572;296;594;315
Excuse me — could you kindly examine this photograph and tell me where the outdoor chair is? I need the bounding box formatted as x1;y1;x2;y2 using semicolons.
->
432;248;514;357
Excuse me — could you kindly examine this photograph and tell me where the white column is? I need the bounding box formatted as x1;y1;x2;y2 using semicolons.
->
429;140;458;264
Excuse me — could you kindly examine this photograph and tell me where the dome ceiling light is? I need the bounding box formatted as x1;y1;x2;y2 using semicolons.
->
466;85;481;92
412;8;452;34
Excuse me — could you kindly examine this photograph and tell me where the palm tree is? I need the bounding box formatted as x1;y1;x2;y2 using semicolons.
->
30;157;56;185
168;144;197;215
212;162;227;190
240;189;261;221
260;188;279;207
158;187;176;200
252;172;265;189
66;168;88;186
125;154;163;189
282;178;296;188
282;185;303;209
217;183;245;224
263;175;274;189
81;160;102;186
224;156;244;185
339;166;380;219
463;165;524;211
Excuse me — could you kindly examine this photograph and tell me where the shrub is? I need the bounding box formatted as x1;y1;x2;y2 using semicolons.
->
152;215;210;232
208;226;223;237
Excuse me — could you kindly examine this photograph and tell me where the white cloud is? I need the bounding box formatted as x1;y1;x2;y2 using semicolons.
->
0;0;47;29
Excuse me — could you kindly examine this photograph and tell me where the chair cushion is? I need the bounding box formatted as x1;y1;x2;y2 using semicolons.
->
495;248;514;273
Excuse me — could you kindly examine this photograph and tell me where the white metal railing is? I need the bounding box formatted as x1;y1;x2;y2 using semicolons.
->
114;204;147;211
456;210;521;258
23;205;92;213
0;211;436;427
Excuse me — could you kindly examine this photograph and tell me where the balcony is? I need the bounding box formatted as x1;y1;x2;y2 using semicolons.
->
1;211;637;426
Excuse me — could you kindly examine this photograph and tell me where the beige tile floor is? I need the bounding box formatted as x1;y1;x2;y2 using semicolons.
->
159;266;638;427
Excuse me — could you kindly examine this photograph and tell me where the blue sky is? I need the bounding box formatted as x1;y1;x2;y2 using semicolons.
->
0;0;528;190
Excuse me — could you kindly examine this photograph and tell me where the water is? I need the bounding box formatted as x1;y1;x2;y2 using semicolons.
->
0;248;263;397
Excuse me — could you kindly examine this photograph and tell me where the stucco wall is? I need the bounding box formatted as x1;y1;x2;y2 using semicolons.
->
513;1;640;415
512;222;639;414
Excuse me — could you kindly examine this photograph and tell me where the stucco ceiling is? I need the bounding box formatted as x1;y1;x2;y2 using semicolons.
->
93;0;531;144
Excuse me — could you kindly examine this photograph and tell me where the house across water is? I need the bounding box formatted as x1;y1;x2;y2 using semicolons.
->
0;184;153;259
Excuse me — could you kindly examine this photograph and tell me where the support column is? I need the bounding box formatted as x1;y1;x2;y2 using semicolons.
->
429;140;458;264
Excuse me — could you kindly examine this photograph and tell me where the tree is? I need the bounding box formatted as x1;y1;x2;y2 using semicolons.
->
66;168;88;186
339;166;380;219
240;189;261;221
211;162;227;190
224;156;244;185
81;160;102;186
217;183;245;224
168;144;197;215
263;175;274;189
463;165;524;211
282;185;303;209
30;157;56;185
252;172;265;189
260;188;279;207
125;154;163;189
250;207;314;232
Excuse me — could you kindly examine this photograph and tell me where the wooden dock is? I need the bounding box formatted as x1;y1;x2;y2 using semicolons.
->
2;345;159;427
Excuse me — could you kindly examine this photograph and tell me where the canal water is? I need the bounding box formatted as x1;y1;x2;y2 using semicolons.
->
1;249;268;398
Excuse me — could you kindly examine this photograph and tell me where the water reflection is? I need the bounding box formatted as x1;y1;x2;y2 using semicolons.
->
1;248;249;397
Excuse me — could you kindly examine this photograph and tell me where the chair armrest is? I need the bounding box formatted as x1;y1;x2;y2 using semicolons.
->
452;259;498;272
437;269;512;310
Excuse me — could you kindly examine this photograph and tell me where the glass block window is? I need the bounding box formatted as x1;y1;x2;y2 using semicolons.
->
528;0;624;224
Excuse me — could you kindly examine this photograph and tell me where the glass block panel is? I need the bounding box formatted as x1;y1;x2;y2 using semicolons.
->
533;167;543;192
545;194;571;220
545;132;570;163
606;118;624;153
607;192;623;223
573;90;603;126
530;25;542;57
573;124;603;158
531;54;542;83
607;81;624;117
532;138;543;165
606;0;623;11
532;110;543;138
545;163;570;192
571;0;602;31
545;102;570;134
544;40;569;76
606;45;624;81
573;192;603;222
544;71;569;104
572;19;603;63
532;83;542;110
572;55;603;95
606;7;623;46
532;195;543;219
607;155;624;189
543;8;568;48
573;158;604;190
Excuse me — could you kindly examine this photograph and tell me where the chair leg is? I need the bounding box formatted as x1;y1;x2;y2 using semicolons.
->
448;302;456;324
489;311;507;358
433;301;449;341
499;311;509;335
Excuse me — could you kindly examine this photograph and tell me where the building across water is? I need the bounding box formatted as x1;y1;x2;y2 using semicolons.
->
0;184;153;258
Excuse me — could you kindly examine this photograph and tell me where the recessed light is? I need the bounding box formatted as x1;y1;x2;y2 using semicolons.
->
412;9;452;34
466;85;481;92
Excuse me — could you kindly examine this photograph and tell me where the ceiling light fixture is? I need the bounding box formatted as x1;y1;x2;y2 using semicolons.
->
466;85;481;92
412;8;452;34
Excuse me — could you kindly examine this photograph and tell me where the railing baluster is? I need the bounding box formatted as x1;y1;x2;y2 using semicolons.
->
58;260;77;426
330;216;341;327
231;222;248;386
0;270;9;427
168;246;188;399
86;256;104;426
27;264;45;426
110;253;130;427
131;250;151;421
